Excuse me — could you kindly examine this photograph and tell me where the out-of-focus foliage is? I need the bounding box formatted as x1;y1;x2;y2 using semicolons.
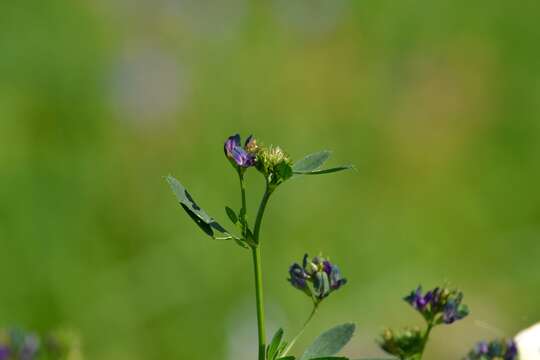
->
0;1;539;359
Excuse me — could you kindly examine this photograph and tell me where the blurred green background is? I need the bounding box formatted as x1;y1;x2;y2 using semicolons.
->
1;1;539;359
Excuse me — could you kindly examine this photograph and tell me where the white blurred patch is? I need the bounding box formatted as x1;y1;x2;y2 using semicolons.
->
516;323;540;360
273;0;350;37
171;0;248;38
96;0;247;39
109;44;189;125
226;297;287;360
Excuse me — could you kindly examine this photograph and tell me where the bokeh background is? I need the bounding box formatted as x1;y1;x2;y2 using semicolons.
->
1;0;539;359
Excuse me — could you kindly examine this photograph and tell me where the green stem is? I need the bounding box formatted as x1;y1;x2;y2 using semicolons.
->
252;245;266;360
238;172;247;237
417;322;434;360
282;303;319;356
253;185;272;243
251;184;273;360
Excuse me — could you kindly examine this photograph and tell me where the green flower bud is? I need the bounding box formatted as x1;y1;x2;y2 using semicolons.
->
378;327;424;360
255;144;293;187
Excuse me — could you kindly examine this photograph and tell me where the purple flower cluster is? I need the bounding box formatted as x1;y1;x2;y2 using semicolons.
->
289;254;347;302
464;339;518;360
0;329;68;360
224;134;257;169
404;286;469;325
0;346;10;360
0;331;39;360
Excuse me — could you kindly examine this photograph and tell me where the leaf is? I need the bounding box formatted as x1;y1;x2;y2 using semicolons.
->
225;206;238;224
297;165;354;176
292;151;331;173
267;328;284;360
277;357;296;360
293;151;354;176
166;175;229;238
300;323;356;360
310;357;349;360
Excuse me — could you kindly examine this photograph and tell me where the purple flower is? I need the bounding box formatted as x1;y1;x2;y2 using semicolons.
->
289;263;308;290
442;301;460;324
404;286;433;311
476;341;489;355
404;286;469;325
505;339;518;360
0;346;10;360
329;264;347;290
442;292;469;324
224;134;256;168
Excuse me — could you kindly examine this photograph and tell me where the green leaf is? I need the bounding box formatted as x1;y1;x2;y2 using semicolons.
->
166;175;230;238
292;151;331;173
293;151;353;176
297;165;354;175
310;357;349;360
277;161;294;181
300;323;356;360
277;357;296;360
225;206;238;224
267;328;284;360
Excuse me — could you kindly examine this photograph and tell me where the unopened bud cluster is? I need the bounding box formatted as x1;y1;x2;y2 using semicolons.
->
378;327;424;360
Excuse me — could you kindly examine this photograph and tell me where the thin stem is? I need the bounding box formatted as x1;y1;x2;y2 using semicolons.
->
251;183;273;360
238;172;247;238
417;321;434;360
252;245;266;360
282;303;319;356
253;184;272;243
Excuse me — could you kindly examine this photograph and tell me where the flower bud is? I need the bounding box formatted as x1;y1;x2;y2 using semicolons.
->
378;327;423;359
255;144;293;186
224;134;256;169
244;135;259;154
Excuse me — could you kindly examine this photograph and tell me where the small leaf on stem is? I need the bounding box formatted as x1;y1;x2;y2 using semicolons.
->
300;323;356;360
267;328;285;360
166;175;230;239
293;151;353;176
225;206;238;224
292;151;331;173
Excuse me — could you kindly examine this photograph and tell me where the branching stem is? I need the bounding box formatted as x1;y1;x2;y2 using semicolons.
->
282;303;320;356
